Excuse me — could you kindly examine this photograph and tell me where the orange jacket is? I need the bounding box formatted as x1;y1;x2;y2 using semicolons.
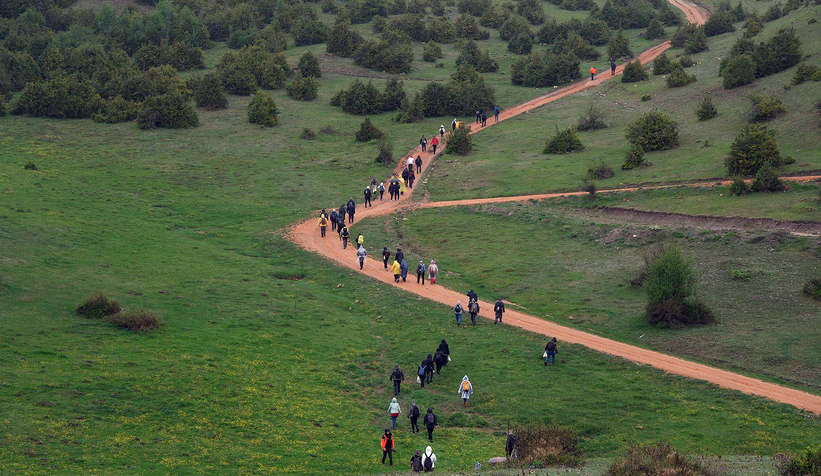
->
381;434;394;450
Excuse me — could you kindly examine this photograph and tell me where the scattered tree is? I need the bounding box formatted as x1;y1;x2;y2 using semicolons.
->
724;124;782;176
544;126;584;154
355;117;385;141
625;111;679;152
621;60;647;82
694;93;717;121
247;89;279;126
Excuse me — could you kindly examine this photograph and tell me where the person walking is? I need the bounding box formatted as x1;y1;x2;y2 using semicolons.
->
411;449;424;473
388;181;397;201
422;446;436;472
423;353;434;384
329;208;338;232
408;399;421;434
371;175;379;193
379;182;385;200
416;261;426;285
340;226;350;249
494;106;499;122
381;429;395;466
318;214;328;237
468;299;479;326
357;233;364;249
610;57;616;76
364;186;372;208
451;118;457;131
391;259;402;283
430;136;438;155
415;155;422;173
434;349;447;375
395;248;405;264
437;339;449;360
402;167;409;187
494;297;505;324
417;360;427;388
458;375;473;406
347;198;355;223
407;156;414;169
400;259;409;282
506;432;517;458
382;247;391;269
337;214;345;238
338;204;346;226
481;110;487;127
420;135;427;152
408;168;415;189
399;178;406;196
475;109;481;124
357;244;367;270
590;66;596;81
467;289;478;303
439;124;445;137
544;337;558;365
390;363;404;395
454;300;464;326
428;260;438;284
388;397;402;430
423;409;437;443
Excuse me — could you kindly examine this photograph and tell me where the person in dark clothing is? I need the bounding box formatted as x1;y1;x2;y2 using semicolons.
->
420;135;427;152
481;111;487;126
395;248;405;264
415;155;422;173
381;429;394;465
437;339;450;358
402;168;409;186
424;408;437;442
454;300;464;326
408;399;421;433
337;215;345;238
468;299;479;326
610;57;616;76
411;449;423;473
391;363;405;395
338;204;346;226
494;106;499;122
451;118;457;131
467;289;478;302
408;168;415;189
379;182;385;200
416;261;426;285
494;298;505;324
418;361;427;388
330;208;338;231
423;354;434;384
340;226;350;249
545;337;558;365
506;433;517;458
433;349;447;375
364;187;372;208
475;109;481;124
346;198;355;223
382;247;391;269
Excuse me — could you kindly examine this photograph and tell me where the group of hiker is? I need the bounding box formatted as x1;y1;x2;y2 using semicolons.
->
381;426;437;472
453;289;506;327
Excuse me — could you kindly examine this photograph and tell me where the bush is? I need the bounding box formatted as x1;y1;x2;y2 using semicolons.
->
622;144;645;169
725;124;782;176
14;75;102;119
606;442;717;476
326;20;364;57
641;94;651;101
695;93;717;121
544;126;584;154
666;67;696;87
191;71;228;110
397;92;425;123
247;90;279;127
720;54;755;89
729;176;750;195
92;96;140;124
517;0;546;25
645;19;665;40
679;55;695;67
354;34;414;74
355;117;385;142
382;79;406;112
752;165;785;192
137;93;199;130
577;102;609;131
652;52;674;75
586;161;614;179
508;32;534;55
76;292;122;319
419;66;496;117
621;60;647;82
499;15;531;41
298;51;322;78
218;46;288;94
331;79;384;115
292;17;329;46
511;421;582;467
625;111;679;152
754;28;802;78
511;51;580;87
422;41;443;62
670;24;706;53
792;62;821;85
105;309;161;333
781;444;821;476
455;13;490;40
456;41;498;72
457;0;492;16
802;281;821;300
427;17;457;43
746;94;785;123
581;179;596;196
300;127;317;140
607;29;632;59
445;125;473;155
24;161;37;170
704;9;736;37
643;247;714;327
286;71;319;101
375;136;395;164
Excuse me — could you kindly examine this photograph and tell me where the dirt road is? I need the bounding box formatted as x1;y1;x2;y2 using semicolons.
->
286;1;821;414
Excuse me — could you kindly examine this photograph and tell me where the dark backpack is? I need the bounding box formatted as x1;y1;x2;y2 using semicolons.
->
411;405;420;418
425;412;435;426
547;340;557;352
424;454;433;470
418;364;426;376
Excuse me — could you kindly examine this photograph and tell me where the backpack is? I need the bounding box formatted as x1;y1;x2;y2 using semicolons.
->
424;454;433;471
455;304;463;314
469;301;478;313
424;412;435;426
319;217;327;226
547;340;557;352
418;364;425;376
461;380;470;392
411;405;420;418
379;184;385;192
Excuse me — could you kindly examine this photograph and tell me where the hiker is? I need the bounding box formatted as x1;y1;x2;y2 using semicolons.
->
416;261;426;285
494;298;505;324
357;233;364;249
439;125;445;138
337;214;345;238
391;363;404;395
494;106;500;122
423;353;434;384
402;168;409;187
408;168;415;189
379;182;385;200
423;409;438;442
433;349;447;375
319;208;328;221
329;208;338;231
408;399;421;434
475;109;481;124
399;178;406;196
590;66;596;81
417;360;427;388
467;289;478;303
481;110;487;127
388;397;402;430
437;339;449;359
545;337;558;365
454;300;464;326
340;226;350;249
411;449;424;473
610;57;616;76
506;432;517;458
451;118;457;131
430;136;438;155
338;204;346;226
371;175;379;193
395;248;405;264
364;186;372;208
318;214;328;237
428;260;438;284
415;155;422;173
468;299;479;326
357;245;367;270
420;135;427;152
388;181;397;201
381;429;395;466
400;259;409;282
458;375;473;406
391;259;402;283
422;446;436;472
407;156;415;169
347;198;355;223
382;247;391;269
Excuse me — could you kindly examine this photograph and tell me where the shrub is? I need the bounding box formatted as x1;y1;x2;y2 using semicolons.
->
752;165;785;192
382;79;407;112
753;28;802;78
419;66;496;117
480;7;509;28
586;161;614;179
792;62;821;85
652;52;674;75
643;247;714;327
76;292;122;319
606;442;717;476
137;93;199;130
355;117;384;142
455;13;490;40
292;17;329;46
218;46;288;94
622;144;645;169
746;94;785;123
191;71;228;110
671;24;706;53
456;41;499;72
621;60;647;83
679;55;695;67
286;71;319;101
732;270;751;280
607;29;632;60
300;128;317;140
641;94;651;101
645;19;665;41
375;136;395;164
508;33;534;55
517;0;546;25
544;126;584;154
457;0;492;16
247;90;279;127
729;176;750;195
511;51;580;87
327;20;364;57
625;111;679;152
511;421;582;467
24;161;37;170
445;125;473;155
332;79;384;115
105;309;161;333
720;54;755;89
14;75;102;119
577;102;609;131
92;96;140;124
704;9;736;37
802;281;821;300
666;67;696;87
695;93;717;121
354;34;414;74
581;179;596;196
427;17;457;43
422;41;443;62
298;51;322;78
396;92;425;123
725;124;782;176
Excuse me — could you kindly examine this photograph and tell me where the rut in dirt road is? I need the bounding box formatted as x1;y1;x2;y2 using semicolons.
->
286;0;821;415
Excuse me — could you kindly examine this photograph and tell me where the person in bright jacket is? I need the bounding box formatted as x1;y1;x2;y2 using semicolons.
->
422;446;437;472
381;429;395;466
340;226;350;249
428;260;438;284
318;214;328;237
400;259;409;282
430;136;439;155
391;260;402;283
388;397;402;430
357;245;367;270
458;375;473;406
357;233;364;249
416;261;426;285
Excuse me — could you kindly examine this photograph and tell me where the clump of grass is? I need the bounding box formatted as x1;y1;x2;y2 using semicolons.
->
300;128;317;140
320;125;337;134
576;102;609;131
105;309;161;333
586;161;614;180
605;442;717;476
24;161;37;170
802;279;821;300
511;421;582;468
75;292;121;319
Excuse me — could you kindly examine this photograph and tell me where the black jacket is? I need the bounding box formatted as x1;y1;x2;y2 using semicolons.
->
437;340;450;355
467;289;478;302
391;367;404;381
364;188;371;198
395;250;404;263
347;202;355;214
546;338;557;352
494;300;505;314
424;409;437;428
434;350;447;366
423;354;434;372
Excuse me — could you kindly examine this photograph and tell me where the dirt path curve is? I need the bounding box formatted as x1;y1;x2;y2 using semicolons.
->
286;1;821;414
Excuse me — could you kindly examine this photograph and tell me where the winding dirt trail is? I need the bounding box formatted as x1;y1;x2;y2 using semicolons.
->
287;1;821;414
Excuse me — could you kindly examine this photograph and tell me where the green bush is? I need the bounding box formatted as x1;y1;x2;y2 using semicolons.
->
803;281;821;301
298;51;322;78
607;29;633;59
645;18;665;40
606;442;716;476
24;161;37;170
445;125;473;155
427;17;457;43
76;291;122;319
355;117;385;142
643;247;714;327
670;24;707;54
652;52;674;75
422;41;443;62
375;136;395;164
725;124;782;176
247;90;279;127
752;165;785;192
508;32;534;55
455;13;490;39
720;54;755;89
544;126;584;154
586;160;614;179
746;94;785;123
499;15;531;41
704;9;736;37
511;421;582;467
457;0;492;16
480;7;509;28
382;79;406;112
396;92;425;123
641;94;651;101
419;66;496;117
326;20;364;57
190;71;228;110
353;33;414;74
511;51;580;87
781;444;821;476
218;46;288;94
666;67;696;87
576;102;609;131
137;93;199;130
385;14;429;42
456;41;498;72
679;55;695;68
286;71;319;101
517;0;546;25
331;79;384;115
292;17;329;46
300;127;317;140
92;96;140;123
791;62;821;85
13;75;102;119
105;309;161;333
621;60;647;83
621;144;645;170
625;111;679;152
581;179;596;196
731;270;751;280
695;93;717;121
729;176;750;196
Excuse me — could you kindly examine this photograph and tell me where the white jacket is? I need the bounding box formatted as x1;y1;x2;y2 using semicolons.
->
422;446;436;469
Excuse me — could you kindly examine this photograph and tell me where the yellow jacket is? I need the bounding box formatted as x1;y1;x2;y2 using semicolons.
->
318;216;328;227
390;260;401;274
